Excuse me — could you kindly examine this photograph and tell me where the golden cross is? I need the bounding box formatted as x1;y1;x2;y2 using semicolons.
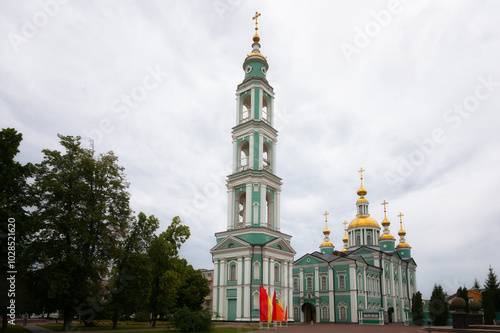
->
381;200;388;212
252;12;261;31
343;220;348;230
358;167;365;180
323;211;329;222
398;212;404;225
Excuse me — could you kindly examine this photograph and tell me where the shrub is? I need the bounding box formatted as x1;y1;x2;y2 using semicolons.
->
172;307;213;333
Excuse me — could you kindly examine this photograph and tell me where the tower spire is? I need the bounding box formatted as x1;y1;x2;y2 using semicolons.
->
357;167;367;197
379;200;395;251
252;11;261;42
320;211;334;254
396;212;410;249
341;220;348;252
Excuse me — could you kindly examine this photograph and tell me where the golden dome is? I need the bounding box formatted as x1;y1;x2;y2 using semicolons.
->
348;216;380;229
253;33;260;43
357;180;367;196
323;224;330;235
341;248;347;252
342;233;348;242
381;215;390;227
356;197;368;204
380;233;396;241
396;242;411;248
246;51;266;61
398;226;406;236
321;241;333;247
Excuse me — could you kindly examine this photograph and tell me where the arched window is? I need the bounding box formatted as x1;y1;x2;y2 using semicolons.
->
367;232;372;245
321;276;327;290
239;140;249;171
293;307;300;321
339;275;345;290
357;274;363;292
229;264;236;281
253;291;259;309
306;277;312;291
241;95;251;122
340;306;347;320
356;232;361;245
253;261;260;280
322;307;328;320
265;192;274;226
274;265;280;282
262;96;270;123
237;192;246;227
293;278;299;291
228;243;235;248
263;142;272;172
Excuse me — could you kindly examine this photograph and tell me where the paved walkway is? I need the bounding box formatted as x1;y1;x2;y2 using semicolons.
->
248;323;423;333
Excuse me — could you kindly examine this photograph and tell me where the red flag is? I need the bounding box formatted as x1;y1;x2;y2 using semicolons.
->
277;300;284;322
259;286;268;322
272;292;277;321
284;306;288;322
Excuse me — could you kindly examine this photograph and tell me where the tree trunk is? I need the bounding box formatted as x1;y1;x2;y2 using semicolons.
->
151;312;157;328
2;312;7;333
112;312;118;329
63;306;73;332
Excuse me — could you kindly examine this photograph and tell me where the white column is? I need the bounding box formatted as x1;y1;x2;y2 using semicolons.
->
350;264;358;322
251;88;255;120
364;268;368;308
220;260;227;319
245;184;252;227
236;94;240;124
272;140;277;174
236;257;243;319
289;263;293;321
269;257;275;288
328;268;335;322
244;257;251;319
259;134;264;170
213;260;219;318
249;132;254;170
259;88;263;121
227;187;234;230
260;184;267;227
270;96;274;127
275;191;281;231
263;257;269;285
299;268;304;294
282;262;288;316
232;139;237;173
314;267;319;295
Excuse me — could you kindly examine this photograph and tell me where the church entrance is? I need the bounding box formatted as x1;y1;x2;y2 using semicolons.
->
302;303;316;323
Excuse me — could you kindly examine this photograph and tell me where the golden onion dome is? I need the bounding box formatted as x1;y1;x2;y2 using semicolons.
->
396;242;411;248
342;233;348;242
348;216;380;229
253;33;260;43
356;197;368;204
321;241;333;247
398;226;407;236
381;215;390;227
323;225;330;235
380;233;396;241
341;248;347;252
357;180;367;196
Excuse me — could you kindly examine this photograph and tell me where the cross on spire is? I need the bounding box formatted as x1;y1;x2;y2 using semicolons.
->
343;220;348;230
398;212;404;226
323;211;329;222
381;200;389;212
358;167;365;180
252;12;261;32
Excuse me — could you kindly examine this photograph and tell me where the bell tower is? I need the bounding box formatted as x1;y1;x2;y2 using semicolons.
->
211;13;295;322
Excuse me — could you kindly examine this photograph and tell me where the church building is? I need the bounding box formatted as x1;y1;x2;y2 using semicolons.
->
211;13;417;324
292;170;417;324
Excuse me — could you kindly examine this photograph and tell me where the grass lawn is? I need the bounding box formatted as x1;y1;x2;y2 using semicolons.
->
38;322;256;333
38;324;169;331
6;325;31;333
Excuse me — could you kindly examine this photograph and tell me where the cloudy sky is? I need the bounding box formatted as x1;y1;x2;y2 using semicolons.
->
2;1;500;299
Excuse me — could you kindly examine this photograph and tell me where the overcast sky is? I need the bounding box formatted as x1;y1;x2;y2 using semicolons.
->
2;1;500;299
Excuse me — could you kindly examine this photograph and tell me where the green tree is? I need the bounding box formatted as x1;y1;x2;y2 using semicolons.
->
29;135;133;331
483;265;499;324
107;212;159;329
176;262;210;311
0;129;33;333
429;284;449;326
411;291;424;325
148;217;190;327
456;286;470;313
472;278;481;290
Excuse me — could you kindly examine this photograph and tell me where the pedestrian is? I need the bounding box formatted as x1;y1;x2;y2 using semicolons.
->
22;312;28;326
